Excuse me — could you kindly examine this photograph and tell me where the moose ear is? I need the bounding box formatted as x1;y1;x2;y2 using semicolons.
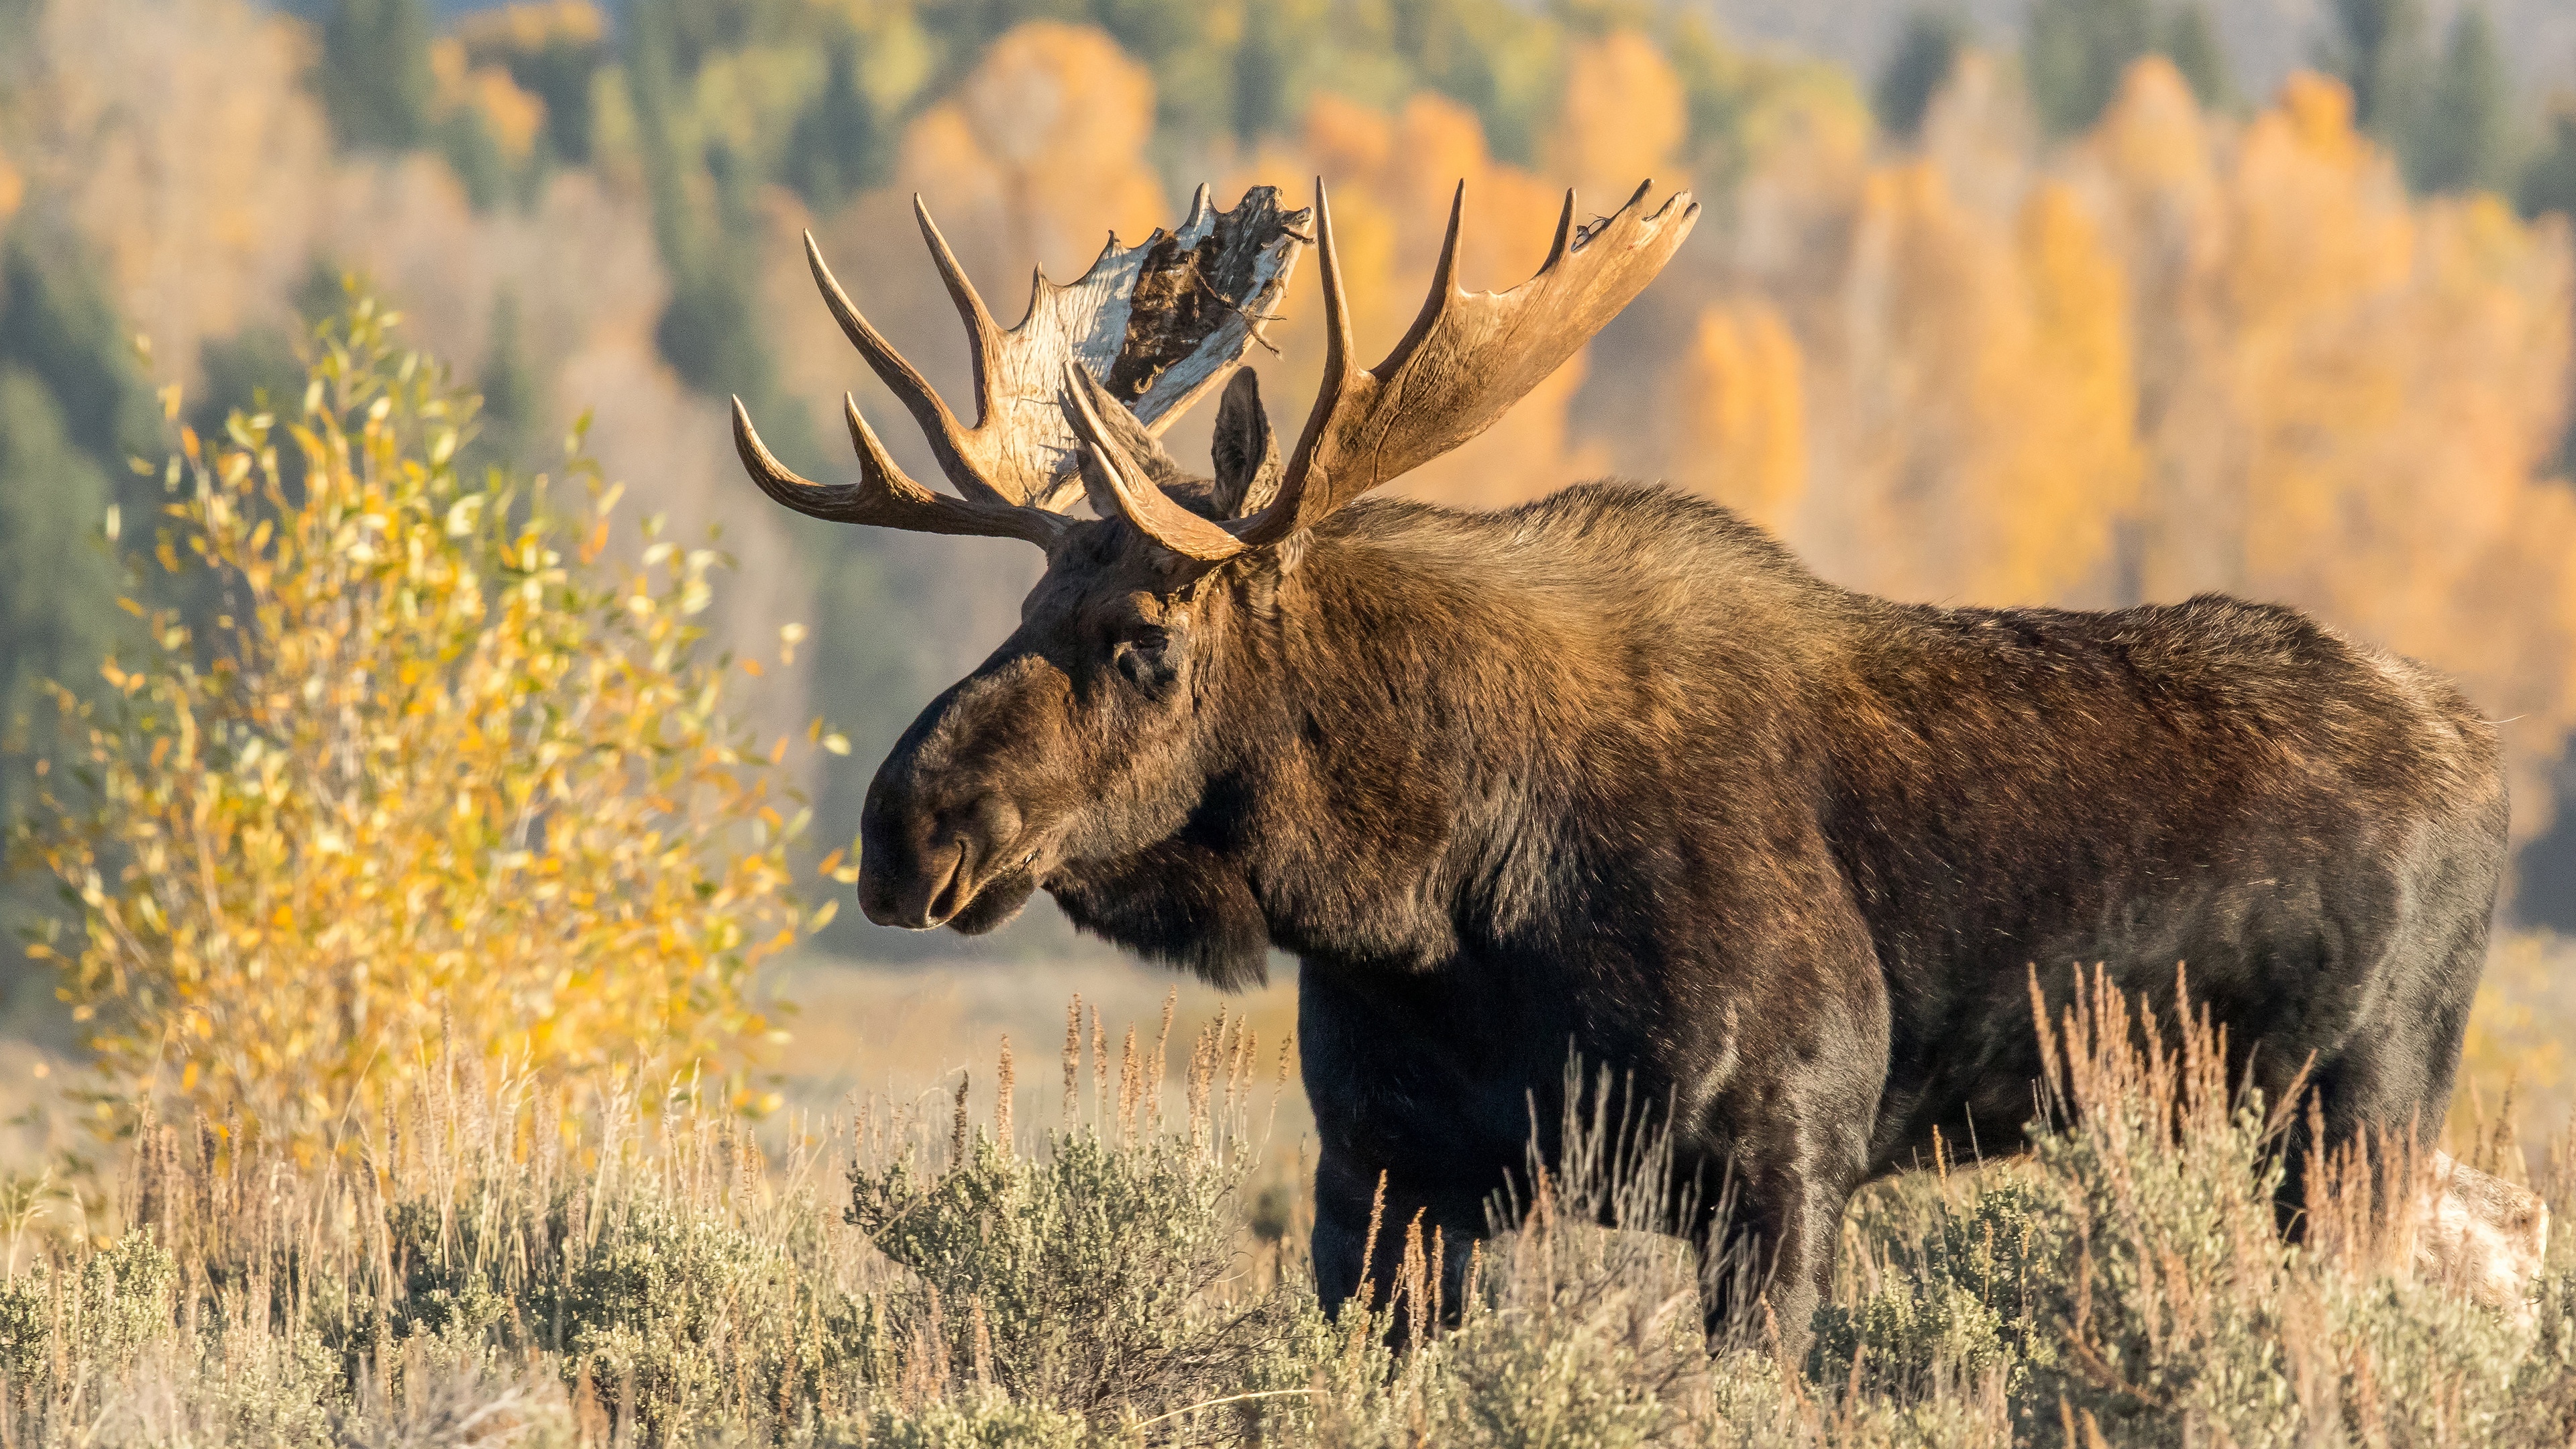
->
1209;368;1282;520
1070;372;1199;494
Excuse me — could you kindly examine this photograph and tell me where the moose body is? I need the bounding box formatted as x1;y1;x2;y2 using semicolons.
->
898;484;2505;1342
733;180;2507;1348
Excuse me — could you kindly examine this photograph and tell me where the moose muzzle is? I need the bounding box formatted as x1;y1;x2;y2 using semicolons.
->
857;784;1026;930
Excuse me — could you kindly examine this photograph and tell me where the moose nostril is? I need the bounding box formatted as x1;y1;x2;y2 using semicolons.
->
854;793;1025;929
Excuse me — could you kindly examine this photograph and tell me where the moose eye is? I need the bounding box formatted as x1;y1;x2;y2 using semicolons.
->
1114;627;1177;690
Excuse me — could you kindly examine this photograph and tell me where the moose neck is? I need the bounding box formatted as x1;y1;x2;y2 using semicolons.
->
1046;489;1845;989
1216;502;1688;979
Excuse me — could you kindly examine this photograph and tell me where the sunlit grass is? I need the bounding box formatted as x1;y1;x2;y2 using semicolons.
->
0;977;2557;1448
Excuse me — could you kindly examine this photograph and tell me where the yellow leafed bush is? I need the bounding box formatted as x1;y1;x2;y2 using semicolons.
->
19;297;812;1153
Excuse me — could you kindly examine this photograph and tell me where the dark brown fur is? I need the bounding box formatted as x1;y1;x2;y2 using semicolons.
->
857;482;2507;1350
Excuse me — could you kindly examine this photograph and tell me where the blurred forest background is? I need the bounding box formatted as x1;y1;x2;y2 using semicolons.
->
1;0;2574;1141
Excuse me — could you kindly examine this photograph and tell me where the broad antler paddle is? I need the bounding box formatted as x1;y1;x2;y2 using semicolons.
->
1065;178;1699;561
733;185;1308;547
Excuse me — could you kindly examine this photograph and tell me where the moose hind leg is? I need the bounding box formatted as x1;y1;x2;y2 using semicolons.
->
2291;879;2489;1219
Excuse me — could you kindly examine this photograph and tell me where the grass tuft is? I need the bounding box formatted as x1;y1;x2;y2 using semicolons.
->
0;977;2560;1446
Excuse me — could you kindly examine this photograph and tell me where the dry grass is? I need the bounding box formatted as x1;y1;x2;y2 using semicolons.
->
0;974;2560;1448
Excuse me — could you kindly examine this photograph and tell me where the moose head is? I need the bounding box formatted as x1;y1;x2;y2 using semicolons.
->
732;178;1697;963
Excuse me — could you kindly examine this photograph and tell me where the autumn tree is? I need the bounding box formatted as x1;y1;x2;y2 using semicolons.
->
22;303;814;1148
1662;302;1808;531
453;1;607;167
1827;154;2143;602
7;0;336;403
1546;30;1686;205
426;34;550;211
2065;62;2576;844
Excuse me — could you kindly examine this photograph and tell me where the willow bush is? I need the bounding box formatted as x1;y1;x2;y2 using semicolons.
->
17;297;818;1151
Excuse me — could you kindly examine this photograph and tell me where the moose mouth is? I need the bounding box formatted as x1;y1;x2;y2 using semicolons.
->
913;841;1044;935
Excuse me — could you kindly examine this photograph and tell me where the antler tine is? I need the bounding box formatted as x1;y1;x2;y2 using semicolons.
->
730;394;1066;547
1542;186;1576;272
1397;180;1468;372
803;230;1023;510
912;197;1007;436
1230;177;1354;551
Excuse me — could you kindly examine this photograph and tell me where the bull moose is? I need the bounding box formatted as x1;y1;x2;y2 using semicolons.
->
731;180;2510;1346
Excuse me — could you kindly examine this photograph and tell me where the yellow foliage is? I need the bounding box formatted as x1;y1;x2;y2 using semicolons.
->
23;303;809;1152
453;0;606;54
433;40;548;164
2084;56;2215;202
1547;30;1686;203
2085;66;2576;838
1666;301;1807;530
11;0;332;388
1993;182;2142;595
1771;55;2571;843
897;22;1168;277
1835;161;2140;602
0;149;21;229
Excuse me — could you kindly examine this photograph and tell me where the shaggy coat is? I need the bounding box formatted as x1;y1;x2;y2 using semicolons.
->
858;482;2508;1347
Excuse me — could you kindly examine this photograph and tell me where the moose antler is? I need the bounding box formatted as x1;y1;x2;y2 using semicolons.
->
733;186;1309;544
1068;178;1700;562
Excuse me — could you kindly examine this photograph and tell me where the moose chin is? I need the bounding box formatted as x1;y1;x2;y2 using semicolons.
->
731;178;2532;1352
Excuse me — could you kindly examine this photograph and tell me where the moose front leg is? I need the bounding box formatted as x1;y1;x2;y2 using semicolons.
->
1691;995;1884;1364
1311;1149;1487;1341
1694;1157;1864;1365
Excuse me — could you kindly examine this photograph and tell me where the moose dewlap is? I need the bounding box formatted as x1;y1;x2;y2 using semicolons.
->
732;178;2513;1348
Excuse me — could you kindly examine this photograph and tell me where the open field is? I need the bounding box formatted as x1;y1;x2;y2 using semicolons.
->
0;972;2566;1447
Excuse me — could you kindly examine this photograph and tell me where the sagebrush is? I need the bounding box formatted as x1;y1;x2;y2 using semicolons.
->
0;980;2562;1448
